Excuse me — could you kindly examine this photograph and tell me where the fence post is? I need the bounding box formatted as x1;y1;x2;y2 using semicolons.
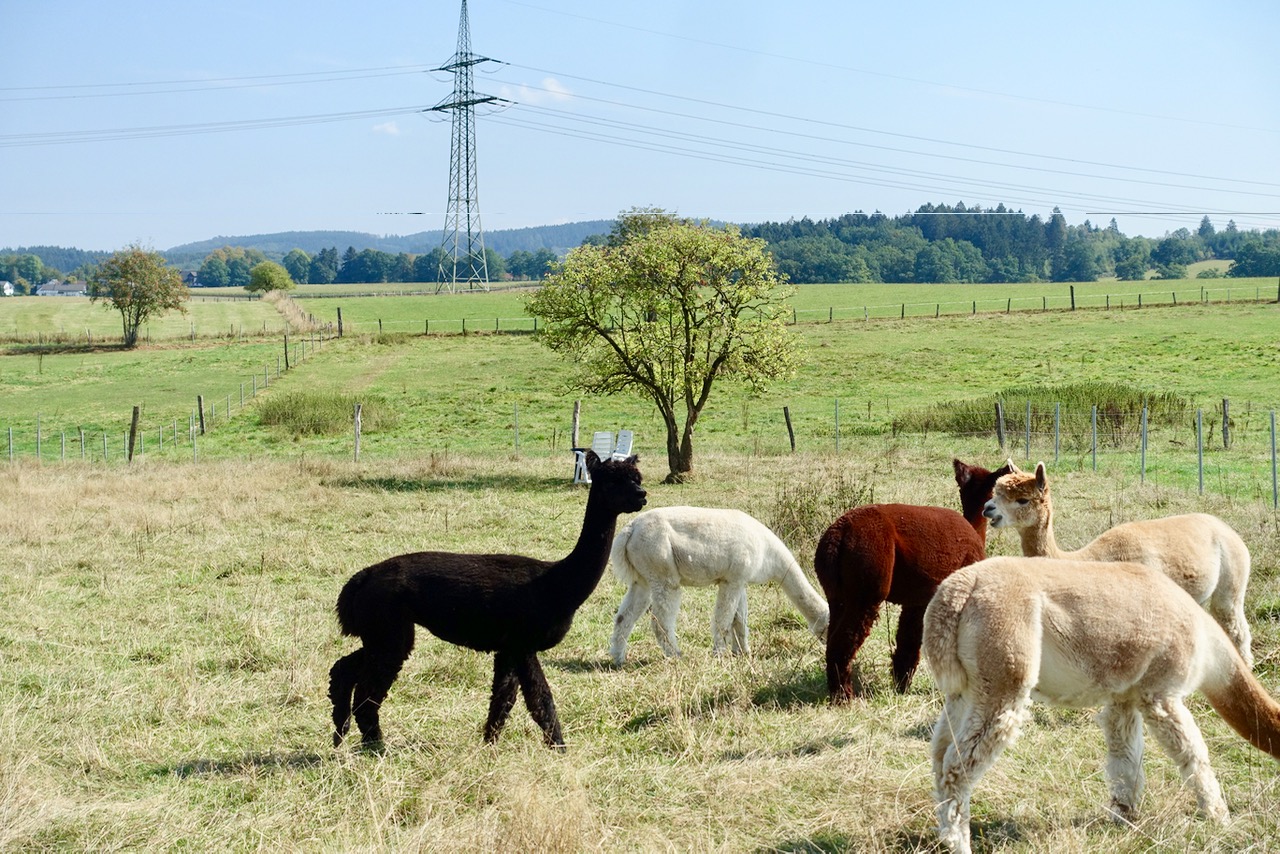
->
1271;409;1277;509
7;427;11;462
284;332;290;370
571;400;581;449
995;401;1006;450
1197;408;1204;494
80;427;85;460
197;395;206;435
1070;285;1076;310
783;406;796;452
1091;405;1097;471
1222;398;1231;449
1054;403;1060;464
1025;400;1031;459
353;403;362;461
36;414;41;461
1140;406;1148;483
337;307;344;337
128;405;141;462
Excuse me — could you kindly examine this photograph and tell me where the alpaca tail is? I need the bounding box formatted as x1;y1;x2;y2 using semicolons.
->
923;564;981;696
335;565;376;637
609;520;638;584
1199;619;1280;760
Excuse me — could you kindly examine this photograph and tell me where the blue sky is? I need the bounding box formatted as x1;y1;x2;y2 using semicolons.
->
3;0;1278;251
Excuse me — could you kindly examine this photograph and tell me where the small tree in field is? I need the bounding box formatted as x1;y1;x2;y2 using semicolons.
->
527;209;801;483
246;261;295;293
91;245;188;347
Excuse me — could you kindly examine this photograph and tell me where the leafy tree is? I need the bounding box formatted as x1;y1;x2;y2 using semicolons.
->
1228;240;1280;277
197;255;230;288
527;209;801;483
90;245;188;347
1114;242;1150;281
245;261;295;293
412;248;447;282
309;247;339;284
281;248;312;284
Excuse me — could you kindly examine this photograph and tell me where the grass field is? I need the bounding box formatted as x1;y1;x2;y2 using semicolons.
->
2;278;1280;850
0;449;1277;851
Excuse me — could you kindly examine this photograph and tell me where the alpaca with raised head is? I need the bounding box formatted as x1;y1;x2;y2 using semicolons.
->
814;458;1010;701
608;506;828;664
329;451;646;749
984;461;1253;666
925;556;1280;854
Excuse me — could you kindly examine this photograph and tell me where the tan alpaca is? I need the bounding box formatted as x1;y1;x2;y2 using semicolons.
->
984;461;1253;667
925;556;1280;854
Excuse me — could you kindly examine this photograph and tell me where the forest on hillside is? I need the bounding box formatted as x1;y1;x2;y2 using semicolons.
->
4;204;1279;291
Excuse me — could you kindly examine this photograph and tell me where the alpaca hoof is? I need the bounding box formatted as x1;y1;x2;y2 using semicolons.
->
1107;798;1138;824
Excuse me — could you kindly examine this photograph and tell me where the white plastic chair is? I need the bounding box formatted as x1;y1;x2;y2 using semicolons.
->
572;431;615;483
611;429;634;460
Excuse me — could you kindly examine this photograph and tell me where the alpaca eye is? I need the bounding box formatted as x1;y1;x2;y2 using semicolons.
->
1017;499;1029;505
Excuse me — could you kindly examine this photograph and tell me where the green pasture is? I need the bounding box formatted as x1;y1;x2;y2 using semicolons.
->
1;293;1277;500
0;294;288;344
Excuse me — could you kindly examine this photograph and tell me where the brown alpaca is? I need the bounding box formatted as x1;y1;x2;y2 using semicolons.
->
984;461;1253;667
329;452;646;750
814;458;1010;702
925;556;1280;854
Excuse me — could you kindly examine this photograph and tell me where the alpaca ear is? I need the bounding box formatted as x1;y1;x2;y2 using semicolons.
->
953;458;972;486
1005;459;1021;474
1035;462;1048;491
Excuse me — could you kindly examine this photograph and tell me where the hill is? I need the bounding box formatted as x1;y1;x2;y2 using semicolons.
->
160;221;614;267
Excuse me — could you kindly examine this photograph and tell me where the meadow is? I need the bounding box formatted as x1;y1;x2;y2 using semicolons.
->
1;280;1279;851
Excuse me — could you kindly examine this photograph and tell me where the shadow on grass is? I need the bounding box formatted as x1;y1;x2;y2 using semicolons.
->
336;474;571;493
752;668;828;710
156;750;326;779
755;829;858;853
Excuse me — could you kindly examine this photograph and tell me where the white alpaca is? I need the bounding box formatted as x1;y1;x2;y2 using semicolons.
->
984;461;1253;667
608;506;829;665
925;556;1280;854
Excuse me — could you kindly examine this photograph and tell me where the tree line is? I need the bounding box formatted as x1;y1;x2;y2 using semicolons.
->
194;245;558;288
742;205;1280;284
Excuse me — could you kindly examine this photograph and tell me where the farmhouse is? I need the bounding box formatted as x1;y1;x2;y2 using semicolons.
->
36;279;88;297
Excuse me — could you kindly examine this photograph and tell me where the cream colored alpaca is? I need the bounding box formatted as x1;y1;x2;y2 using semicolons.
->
925;556;1280;854
608;506;829;664
984;461;1253;667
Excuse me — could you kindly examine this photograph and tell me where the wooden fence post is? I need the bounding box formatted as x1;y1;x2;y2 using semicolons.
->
571;400;581;449
783;406;796;452
1222;398;1231;449
127;405;140;462
995;401;1006;450
354;403;362;461
197;395;206;435
337;307;344;337
1070;285;1076;310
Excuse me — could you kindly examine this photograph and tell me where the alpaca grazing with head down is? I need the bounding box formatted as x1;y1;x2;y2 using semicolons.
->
607;506;829;665
925;556;1280;854
813;458;1011;701
984;460;1254;667
329;451;646;750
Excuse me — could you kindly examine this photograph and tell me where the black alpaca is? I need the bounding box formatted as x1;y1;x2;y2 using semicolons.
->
329;452;646;749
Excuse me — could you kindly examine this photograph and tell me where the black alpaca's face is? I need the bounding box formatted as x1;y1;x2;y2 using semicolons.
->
593;454;646;513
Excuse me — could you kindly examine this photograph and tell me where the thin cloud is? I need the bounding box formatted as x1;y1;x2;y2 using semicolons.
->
372;121;400;135
499;76;572;106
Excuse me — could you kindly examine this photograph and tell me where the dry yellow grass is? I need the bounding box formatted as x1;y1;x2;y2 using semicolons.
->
0;444;1276;851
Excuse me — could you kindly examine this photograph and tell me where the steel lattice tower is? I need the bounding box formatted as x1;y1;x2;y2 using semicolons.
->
431;0;499;293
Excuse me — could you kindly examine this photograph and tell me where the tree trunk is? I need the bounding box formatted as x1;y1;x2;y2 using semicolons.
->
662;413;696;484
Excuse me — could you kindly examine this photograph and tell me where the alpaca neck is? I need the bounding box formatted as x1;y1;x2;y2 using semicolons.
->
553;489;623;609
1017;505;1066;558
777;557;827;622
962;508;989;541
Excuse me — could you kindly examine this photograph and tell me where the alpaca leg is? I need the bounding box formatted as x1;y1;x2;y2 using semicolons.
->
484;651;521;744
516;652;564;748
610;580;653;665
929;694;972;853
730;590;750;655
891;604;927;694
1141;696;1229;822
1211;600;1254;670
329;648;365;747
351;624;415;747
1098;701;1145;821
934;689;1033;854
711;582;747;655
648;583;684;658
824;598;881;702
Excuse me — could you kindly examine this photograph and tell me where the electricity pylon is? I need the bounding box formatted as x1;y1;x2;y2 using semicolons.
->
431;0;502;292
